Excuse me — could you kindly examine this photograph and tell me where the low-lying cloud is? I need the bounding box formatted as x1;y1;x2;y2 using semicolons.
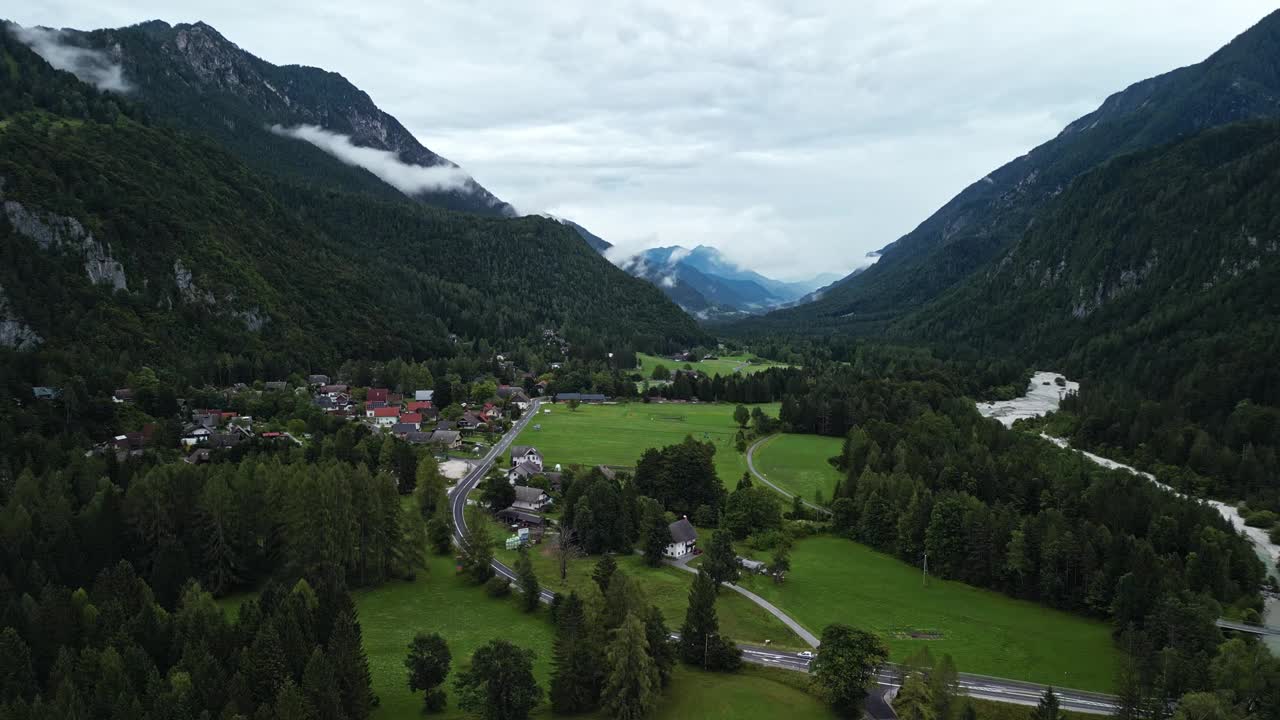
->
10;25;131;93
270;124;475;197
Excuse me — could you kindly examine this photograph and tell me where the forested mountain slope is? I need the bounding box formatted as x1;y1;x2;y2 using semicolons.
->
748;8;1280;333
0;28;705;391
901;120;1280;509
41;19;515;216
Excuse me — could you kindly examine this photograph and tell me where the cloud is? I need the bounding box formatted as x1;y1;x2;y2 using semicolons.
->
10;25;131;93
269;124;475;197
11;1;1279;276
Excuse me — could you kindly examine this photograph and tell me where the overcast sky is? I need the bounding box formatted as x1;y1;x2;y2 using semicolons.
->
12;1;1278;280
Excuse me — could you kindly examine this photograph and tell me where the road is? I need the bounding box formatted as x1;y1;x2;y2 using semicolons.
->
450;402;1122;715
746;434;832;515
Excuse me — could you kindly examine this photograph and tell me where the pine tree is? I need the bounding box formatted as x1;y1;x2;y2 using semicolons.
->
514;546;541;612
550;593;600;713
602;613;660;720
702;530;740;587
642;605;677;687
1030;688;1060;720
679;570;740;671
329;609;375;720
896;672;937;720
642;513;671;568
274;679;317;720
199;473;243;595
461;508;495;584
592;554;618;593
247;623;289;705
301;649;345;720
426;501;455;555
454;639;542;720
0;627;36;700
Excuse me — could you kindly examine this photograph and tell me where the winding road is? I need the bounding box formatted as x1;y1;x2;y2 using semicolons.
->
449;401;1122;715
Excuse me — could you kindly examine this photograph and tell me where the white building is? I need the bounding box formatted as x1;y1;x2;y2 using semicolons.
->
664;518;698;558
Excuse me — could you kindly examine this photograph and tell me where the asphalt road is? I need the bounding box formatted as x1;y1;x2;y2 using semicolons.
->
450;401;1122;716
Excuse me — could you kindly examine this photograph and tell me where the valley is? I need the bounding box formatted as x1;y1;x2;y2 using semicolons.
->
3;7;1280;720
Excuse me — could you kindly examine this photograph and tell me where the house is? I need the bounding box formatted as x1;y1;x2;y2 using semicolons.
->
32;386;61;401
512;485;551;512
430;430;462;448
398;413;423;429
738;557;768;574
307;374;330;386
499;386;532;410
406;400;433;412
367;388;389;403
543;472;564;492
390;422;418;436
112;388;135;403
365;401;388;412
370;407;399;426
498;507;546;527
113;432;147;452
415;390;434;402
185;448;213;465
182;427;213;447
555;393;607;403
207;432;242;449
264;381;288;392
507;463;540;485
458;411;490;431
320;384;349;397
510;446;543;471
388;392;404;405
405;431;433;445
664;518;698;558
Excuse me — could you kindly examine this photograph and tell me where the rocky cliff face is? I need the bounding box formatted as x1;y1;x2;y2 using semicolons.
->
1;185;128;292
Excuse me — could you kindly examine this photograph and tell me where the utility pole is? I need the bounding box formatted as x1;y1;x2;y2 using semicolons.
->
922;551;929;587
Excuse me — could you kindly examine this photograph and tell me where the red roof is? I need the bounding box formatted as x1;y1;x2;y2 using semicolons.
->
406;400;432;411
261;432;281;438
368;388;389;402
372;407;399;418
399;413;423;424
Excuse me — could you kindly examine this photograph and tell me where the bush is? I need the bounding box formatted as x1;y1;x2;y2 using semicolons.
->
485;576;511;598
1269;525;1280;544
746;529;789;552
1244;510;1278;528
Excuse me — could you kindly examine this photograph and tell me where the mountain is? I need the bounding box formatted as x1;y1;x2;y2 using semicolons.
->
621;244;830;314
544;215;613;253
42;20;515;216
753;8;1280;332
0;24;705;384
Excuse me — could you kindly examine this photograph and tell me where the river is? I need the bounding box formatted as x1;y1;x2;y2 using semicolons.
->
977;371;1280;649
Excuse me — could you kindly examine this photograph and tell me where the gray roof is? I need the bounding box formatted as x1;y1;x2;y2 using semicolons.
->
264;381;288;391
498;507;545;525
514;486;548;503
405;431;433;444
511;445;540;458
390;423;418;435
415;390;435;401
668;519;697;544
430;430;461;444
509;464;538;479
307;374;330;384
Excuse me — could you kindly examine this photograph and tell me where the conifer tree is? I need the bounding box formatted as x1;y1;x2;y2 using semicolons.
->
602;613;660;720
515;546;541;612
550;592;600;713
329;609;375;719
592;554;618;593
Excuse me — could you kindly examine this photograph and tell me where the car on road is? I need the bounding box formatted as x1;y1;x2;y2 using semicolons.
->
798;651;814;659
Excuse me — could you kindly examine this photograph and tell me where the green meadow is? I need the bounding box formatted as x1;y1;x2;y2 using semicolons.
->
635;352;788;379
512;401;779;484
751;434;845;505
736;537;1121;692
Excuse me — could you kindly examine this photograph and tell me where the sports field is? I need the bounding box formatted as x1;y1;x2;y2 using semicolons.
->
490;520;805;649
636;352;789;379
752;434;844;505
735;537;1120;692
513;401;780;484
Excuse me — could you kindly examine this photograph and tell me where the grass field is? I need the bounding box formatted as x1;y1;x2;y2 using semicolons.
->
357;553;831;719
735;537;1120;692
513;401;779;484
752;434;844;505
635;352;788;379
490;521;805;649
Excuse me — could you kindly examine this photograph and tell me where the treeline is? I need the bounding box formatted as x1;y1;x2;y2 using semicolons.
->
0;449;438;607
0;562;378;719
0;29;705;401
